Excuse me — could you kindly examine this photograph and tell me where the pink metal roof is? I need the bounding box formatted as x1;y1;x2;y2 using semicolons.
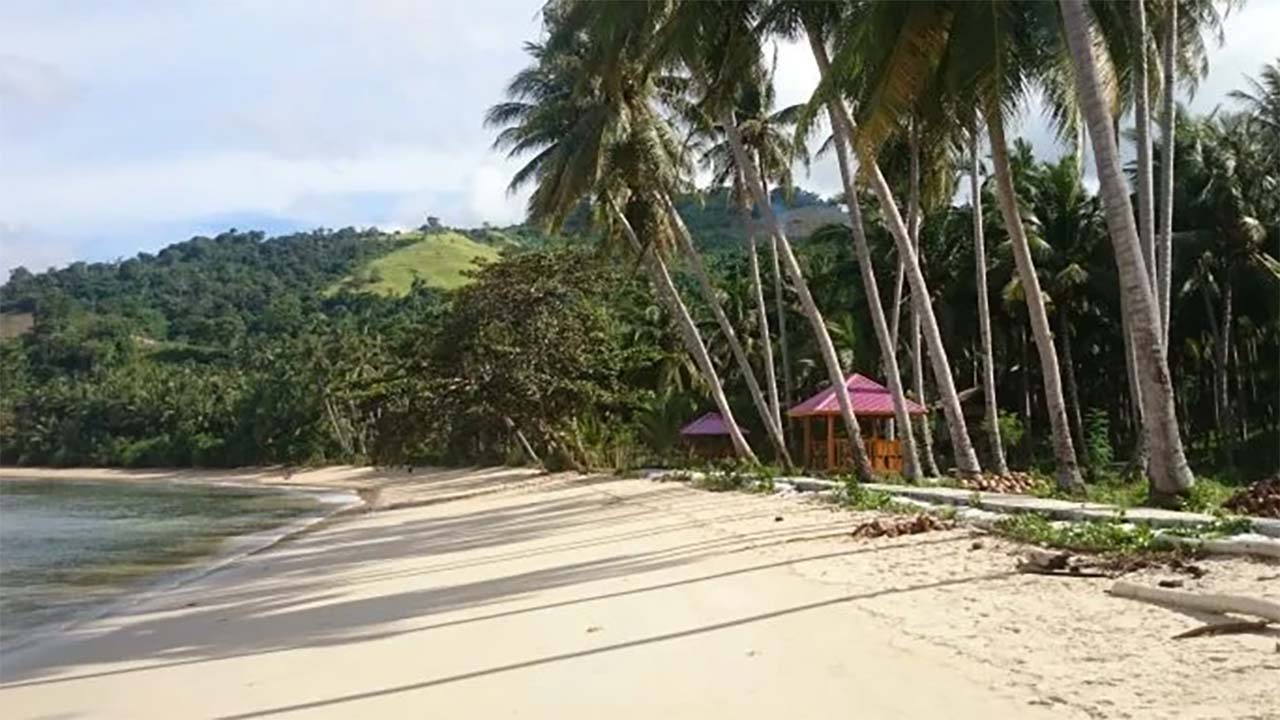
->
679;411;748;436
786;373;927;418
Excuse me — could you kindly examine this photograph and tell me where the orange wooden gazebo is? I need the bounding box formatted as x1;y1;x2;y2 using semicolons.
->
786;374;927;473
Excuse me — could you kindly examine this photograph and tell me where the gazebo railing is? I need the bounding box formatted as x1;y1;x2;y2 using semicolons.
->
806;437;904;473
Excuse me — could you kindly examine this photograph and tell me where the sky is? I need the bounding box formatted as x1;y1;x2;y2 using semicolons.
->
2;0;1276;275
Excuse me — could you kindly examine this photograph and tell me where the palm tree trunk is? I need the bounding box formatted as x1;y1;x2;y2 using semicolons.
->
721;110;874;481
611;201;756;462
1214;268;1236;464
812;54;922;480
1132;0;1157;293
1021;326;1034;464
806;30;982;477
1157;0;1177;348
664;195;793;467
986;108;1083;491
759;172;795;420
905;120;941;478
970;130;1009;475
1233;340;1247;440
746;214;784;438
1060;0;1195;499
1202;287;1222;429
1058;309;1086;460
768;222;795;420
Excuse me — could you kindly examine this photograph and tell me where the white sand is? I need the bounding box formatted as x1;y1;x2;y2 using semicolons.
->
1;468;1277;719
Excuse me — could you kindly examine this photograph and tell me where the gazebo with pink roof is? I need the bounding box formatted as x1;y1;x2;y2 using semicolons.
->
787;373;927;473
679;411;748;459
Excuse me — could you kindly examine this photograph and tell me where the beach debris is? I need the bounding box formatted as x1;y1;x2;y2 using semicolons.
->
951;471;1041;495
774;516;784;522
1157;579;1185;588
970;540;985;550
1173;619;1273;640
1223;475;1280;518
1108;581;1280;623
586;625;602;633
1016;549;1109;578
849;513;951;539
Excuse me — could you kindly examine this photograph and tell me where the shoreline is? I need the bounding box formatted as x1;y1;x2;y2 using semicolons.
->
1;468;1275;718
0;472;365;660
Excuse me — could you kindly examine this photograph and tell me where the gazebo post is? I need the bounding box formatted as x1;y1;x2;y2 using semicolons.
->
802;416;812;469
826;415;835;470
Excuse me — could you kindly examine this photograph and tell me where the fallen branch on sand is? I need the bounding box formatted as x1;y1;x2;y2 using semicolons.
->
1108;581;1280;624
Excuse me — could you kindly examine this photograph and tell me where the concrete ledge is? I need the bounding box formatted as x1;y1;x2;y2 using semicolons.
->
647;470;1279;540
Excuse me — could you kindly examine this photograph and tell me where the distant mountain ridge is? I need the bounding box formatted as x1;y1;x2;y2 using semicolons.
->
0;186;836;345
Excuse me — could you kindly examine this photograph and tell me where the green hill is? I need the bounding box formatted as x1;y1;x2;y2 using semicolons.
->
331;231;503;295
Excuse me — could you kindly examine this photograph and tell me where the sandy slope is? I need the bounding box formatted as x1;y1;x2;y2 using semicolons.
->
1;469;1277;719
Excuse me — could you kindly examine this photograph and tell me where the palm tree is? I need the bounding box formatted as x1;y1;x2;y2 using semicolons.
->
1150;0;1236;350
1132;0;1158;301
1229;59;1280;164
485;33;758;461
796;32;924;481
555;5;800;465
969;126;1010;474
695;78;808;439
1175;110;1280;459
986;105;1084;491
1156;0;1178;345
660;0;880;480
1030;153;1109;460
834;1;1080;489
1059;0;1195;499
792;5;984;477
662;192;794;465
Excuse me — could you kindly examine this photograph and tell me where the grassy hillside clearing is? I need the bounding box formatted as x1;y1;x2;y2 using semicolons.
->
331;231;502;295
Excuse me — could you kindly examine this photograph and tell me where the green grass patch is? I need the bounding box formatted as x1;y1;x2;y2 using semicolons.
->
330;231;502;295
1031;470;1239;514
994;512;1160;553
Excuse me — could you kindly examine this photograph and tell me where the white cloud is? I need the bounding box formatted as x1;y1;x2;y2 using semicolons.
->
0;0;1274;275
0;223;82;275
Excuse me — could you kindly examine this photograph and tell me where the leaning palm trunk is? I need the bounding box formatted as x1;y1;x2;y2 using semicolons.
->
970;131;1009;474
1060;0;1194;498
1058;310;1086;458
768;227;795;415
987;108;1084;492
1157;0;1178;347
806;31;982;477
813;61;922;480
722;112;874;482
664;195;793;467
739;186;784;437
1132;0;1157;293
905;123;941;477
757;172;794;421
611;201;756;462
1120;295;1151;473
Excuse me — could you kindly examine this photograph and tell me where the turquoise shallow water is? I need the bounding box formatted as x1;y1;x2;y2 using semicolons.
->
0;479;331;642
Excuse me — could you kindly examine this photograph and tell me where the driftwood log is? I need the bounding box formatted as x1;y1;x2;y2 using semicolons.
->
1109;581;1280;623
1172;619;1273;639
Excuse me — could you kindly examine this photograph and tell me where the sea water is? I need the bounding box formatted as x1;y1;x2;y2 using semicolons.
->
0;479;337;646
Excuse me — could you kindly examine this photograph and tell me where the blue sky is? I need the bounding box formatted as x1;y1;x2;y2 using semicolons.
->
2;1;1276;275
